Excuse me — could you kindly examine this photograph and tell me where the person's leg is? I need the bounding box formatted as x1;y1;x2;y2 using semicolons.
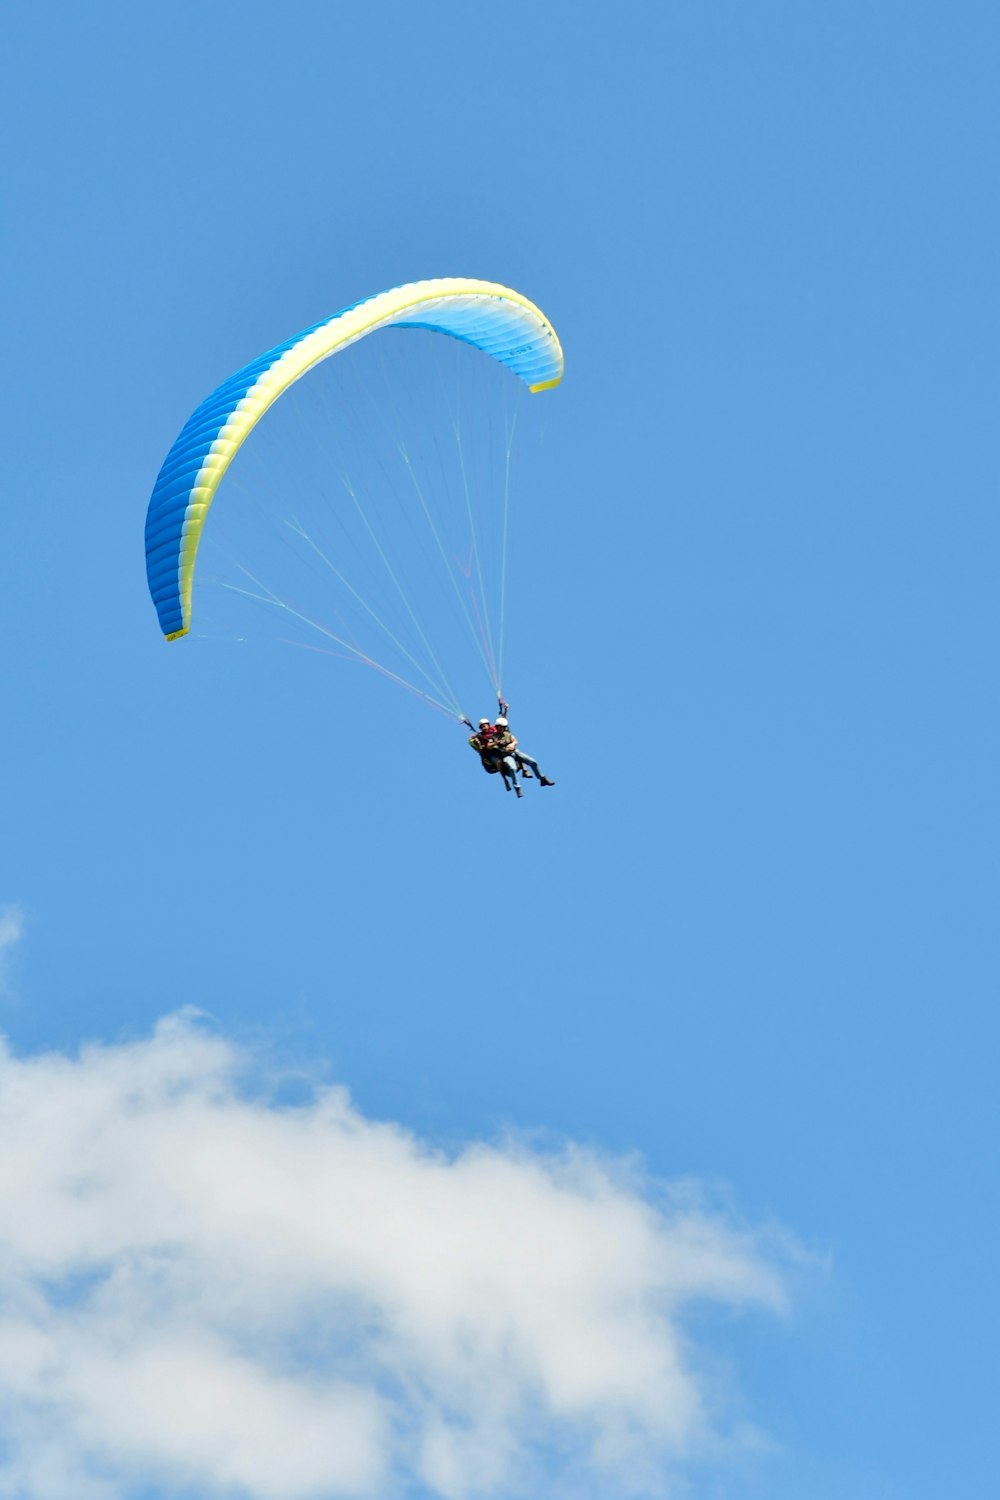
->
491;753;513;791
518;751;555;786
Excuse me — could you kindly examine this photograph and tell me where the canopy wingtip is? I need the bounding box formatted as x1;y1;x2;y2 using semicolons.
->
529;375;562;394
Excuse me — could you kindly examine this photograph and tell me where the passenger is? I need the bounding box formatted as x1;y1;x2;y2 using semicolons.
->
491;715;555;788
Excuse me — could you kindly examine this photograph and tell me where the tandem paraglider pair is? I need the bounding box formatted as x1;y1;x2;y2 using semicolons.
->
466;701;555;798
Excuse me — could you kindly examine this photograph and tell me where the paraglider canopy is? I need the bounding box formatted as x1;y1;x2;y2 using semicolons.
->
145;278;563;644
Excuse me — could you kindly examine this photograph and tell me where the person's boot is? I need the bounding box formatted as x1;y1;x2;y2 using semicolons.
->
540;777;556;787
515;785;523;798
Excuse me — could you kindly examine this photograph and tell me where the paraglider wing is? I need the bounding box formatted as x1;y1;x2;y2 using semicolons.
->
144;277;563;642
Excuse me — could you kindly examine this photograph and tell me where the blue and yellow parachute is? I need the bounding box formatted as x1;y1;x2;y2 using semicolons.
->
145;277;563;642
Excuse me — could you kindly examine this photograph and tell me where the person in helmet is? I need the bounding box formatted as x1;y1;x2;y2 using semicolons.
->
491;705;555;789
470;717;496;756
467;712;524;794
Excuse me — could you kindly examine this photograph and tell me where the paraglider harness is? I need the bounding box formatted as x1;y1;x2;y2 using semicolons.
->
469;737;502;774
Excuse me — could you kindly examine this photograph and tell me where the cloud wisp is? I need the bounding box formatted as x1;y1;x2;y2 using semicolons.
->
0;904;24;995
0;1014;789;1499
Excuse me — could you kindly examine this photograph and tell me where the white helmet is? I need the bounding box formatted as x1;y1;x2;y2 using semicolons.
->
478;718;490;726
495;716;508;727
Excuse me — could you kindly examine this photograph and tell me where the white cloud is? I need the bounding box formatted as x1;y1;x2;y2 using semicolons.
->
0;1013;791;1500
0;904;23;994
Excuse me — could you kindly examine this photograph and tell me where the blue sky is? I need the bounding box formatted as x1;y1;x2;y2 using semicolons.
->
2;4;998;1498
